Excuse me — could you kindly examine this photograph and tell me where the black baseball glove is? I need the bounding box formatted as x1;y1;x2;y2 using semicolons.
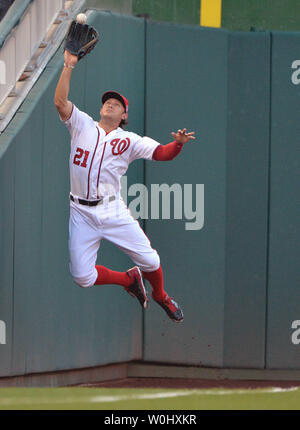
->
64;20;99;61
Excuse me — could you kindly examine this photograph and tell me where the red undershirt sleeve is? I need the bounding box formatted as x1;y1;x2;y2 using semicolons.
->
152;141;184;161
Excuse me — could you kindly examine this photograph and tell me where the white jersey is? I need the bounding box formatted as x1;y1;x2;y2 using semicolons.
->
62;104;160;200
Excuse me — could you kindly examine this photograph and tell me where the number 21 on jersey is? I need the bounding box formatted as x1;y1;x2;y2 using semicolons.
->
73;147;90;168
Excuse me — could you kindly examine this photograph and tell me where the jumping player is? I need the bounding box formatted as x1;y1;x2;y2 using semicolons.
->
54;49;195;322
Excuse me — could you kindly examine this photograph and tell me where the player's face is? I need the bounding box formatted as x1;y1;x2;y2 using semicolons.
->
100;98;127;123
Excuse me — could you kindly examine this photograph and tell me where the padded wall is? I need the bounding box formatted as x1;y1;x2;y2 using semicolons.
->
266;32;300;369
0;11;145;377
143;22;228;366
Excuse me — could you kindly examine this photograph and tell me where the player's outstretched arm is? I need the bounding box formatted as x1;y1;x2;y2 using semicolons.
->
152;129;196;161
54;50;78;121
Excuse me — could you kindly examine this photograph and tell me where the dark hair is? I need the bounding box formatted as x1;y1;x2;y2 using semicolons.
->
119;118;128;129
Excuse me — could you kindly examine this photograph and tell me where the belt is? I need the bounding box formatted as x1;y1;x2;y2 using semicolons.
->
70;194;116;207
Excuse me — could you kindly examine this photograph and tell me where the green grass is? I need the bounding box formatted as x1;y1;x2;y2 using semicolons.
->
0;386;299;410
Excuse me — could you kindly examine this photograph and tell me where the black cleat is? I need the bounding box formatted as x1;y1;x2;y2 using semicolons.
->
126;266;149;309
153;294;184;323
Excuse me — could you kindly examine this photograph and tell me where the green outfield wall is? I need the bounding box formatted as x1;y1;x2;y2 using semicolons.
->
222;0;300;31
266;32;300;368
143;24;271;368
143;22;228;367
0;11;299;380
0;11;146;377
86;0;300;30
133;0;200;25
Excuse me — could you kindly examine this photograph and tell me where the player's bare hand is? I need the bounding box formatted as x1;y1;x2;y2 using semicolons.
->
171;128;195;145
64;49;78;67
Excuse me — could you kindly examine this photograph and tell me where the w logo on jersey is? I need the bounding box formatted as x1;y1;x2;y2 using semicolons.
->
110;138;130;155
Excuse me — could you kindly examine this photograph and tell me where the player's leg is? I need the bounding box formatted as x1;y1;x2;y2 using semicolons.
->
142;266;165;301
84;204;147;307
141;264;184;323
102;212;162;291
94;265;131;288
102;206;183;322
69;205;101;288
69;205;142;296
94;264;148;309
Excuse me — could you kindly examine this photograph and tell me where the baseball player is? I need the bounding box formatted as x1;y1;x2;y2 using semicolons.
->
54;23;195;323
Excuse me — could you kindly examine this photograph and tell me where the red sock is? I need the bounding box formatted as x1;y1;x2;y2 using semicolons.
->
142;265;167;302
95;265;131;288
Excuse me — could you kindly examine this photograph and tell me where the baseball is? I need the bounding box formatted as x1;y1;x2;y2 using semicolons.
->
76;13;87;24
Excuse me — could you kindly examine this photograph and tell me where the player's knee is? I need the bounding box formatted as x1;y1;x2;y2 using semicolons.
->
151;253;161;271
72;273;94;288
142;252;160;272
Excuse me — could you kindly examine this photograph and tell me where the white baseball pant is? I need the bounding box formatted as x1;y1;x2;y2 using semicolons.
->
69;197;160;288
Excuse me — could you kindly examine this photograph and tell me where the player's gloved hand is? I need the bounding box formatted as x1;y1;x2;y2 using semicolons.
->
64;20;99;62
171;128;195;145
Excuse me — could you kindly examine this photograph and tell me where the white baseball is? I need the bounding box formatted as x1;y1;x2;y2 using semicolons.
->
76;13;87;24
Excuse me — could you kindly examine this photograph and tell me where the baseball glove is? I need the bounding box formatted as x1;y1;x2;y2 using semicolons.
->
64;20;99;61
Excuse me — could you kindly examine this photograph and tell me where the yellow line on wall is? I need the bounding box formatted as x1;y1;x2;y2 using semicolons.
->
200;0;222;28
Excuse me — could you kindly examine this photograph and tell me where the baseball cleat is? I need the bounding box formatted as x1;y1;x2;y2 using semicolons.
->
126;266;149;309
153;295;184;323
